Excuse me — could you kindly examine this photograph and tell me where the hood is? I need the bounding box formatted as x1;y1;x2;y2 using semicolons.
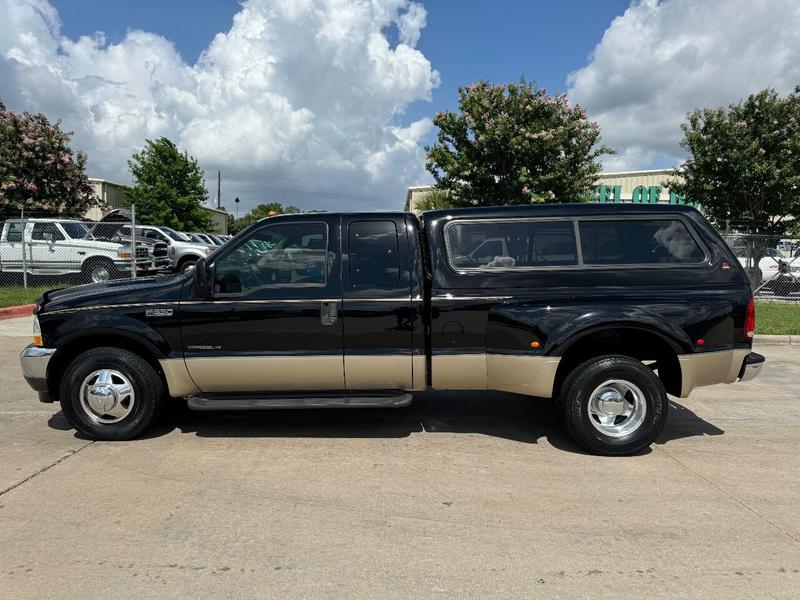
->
40;272;188;313
173;240;213;255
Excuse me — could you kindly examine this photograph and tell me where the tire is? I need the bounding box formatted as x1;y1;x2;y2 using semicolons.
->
82;258;118;284
178;257;198;273
561;354;668;456
59;347;164;441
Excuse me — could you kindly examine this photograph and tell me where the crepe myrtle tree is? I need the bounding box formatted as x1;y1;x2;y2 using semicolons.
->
666;87;800;286
425;80;612;206
0;100;95;216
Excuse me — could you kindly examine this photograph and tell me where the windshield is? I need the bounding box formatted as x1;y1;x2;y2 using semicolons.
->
160;227;188;242
62;222;91;239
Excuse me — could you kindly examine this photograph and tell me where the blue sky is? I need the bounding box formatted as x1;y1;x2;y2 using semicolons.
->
51;0;631;140
7;0;797;211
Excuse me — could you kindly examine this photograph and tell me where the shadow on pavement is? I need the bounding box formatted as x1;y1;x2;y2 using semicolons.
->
656;400;725;444
48;391;725;455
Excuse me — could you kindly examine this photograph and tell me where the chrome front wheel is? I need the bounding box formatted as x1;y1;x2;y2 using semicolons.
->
79;369;136;424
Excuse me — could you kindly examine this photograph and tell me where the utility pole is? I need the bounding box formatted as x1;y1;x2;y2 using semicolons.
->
216;171;221;209
235;196;240;220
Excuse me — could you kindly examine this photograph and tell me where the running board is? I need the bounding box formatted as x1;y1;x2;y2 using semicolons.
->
186;392;414;411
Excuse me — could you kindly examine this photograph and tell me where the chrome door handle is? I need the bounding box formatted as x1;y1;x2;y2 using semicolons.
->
320;301;339;325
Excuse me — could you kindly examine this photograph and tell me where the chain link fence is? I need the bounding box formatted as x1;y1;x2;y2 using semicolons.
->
721;233;800;302
0;206;172;292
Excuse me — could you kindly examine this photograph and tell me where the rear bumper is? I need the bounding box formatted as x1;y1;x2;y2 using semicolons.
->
678;348;765;397
19;345;56;394
738;352;765;382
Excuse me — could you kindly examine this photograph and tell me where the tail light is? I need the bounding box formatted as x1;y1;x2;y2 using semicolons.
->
744;297;756;340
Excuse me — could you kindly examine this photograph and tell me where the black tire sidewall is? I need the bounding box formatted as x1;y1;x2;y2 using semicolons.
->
59;348;161;441
564;356;667;455
179;258;198;272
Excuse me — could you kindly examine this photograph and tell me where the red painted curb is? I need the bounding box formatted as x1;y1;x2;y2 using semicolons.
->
0;304;35;320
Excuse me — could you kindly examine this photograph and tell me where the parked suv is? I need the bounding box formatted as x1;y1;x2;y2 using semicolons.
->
0;218;150;283
20;204;763;455
119;225;212;272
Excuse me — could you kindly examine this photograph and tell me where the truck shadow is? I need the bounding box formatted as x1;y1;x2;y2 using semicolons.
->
102;392;721;454
48;393;724;455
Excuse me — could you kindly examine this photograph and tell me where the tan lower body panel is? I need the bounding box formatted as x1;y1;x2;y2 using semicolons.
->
184;356;345;393
678;348;749;397
412;354;426;390
486;354;561;398
159;358;200;397
431;353;560;397
431;354;488;389
344;355;413;390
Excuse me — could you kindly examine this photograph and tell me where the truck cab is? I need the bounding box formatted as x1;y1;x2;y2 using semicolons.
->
19;205;764;455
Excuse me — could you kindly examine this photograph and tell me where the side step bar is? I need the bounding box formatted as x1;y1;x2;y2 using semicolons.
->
187;392;414;411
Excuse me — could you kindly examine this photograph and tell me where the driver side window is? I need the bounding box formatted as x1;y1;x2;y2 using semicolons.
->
213;222;329;295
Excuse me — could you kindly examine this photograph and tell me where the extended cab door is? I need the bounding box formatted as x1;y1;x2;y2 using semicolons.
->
341;215;416;390
179;215;344;393
0;221;28;270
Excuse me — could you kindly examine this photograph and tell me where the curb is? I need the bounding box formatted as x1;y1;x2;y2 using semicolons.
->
0;304;35;320
753;334;800;346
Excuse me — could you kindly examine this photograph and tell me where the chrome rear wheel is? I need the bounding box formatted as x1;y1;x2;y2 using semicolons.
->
587;379;647;438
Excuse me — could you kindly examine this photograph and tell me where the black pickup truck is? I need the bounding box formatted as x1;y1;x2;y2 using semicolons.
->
19;204;764;455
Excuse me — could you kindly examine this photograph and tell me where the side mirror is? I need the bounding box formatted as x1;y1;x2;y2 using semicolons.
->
43;233;53;242
193;257;213;298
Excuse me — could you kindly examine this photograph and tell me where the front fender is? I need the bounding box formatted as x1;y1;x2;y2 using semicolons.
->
46;312;171;359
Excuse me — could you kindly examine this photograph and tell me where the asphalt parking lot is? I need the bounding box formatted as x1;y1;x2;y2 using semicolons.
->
1;317;798;599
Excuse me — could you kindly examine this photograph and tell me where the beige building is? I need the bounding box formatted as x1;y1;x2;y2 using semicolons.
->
405;168;691;213
86;177;228;233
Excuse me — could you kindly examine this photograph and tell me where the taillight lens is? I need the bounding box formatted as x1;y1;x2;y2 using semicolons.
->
33;316;42;347
744;297;756;340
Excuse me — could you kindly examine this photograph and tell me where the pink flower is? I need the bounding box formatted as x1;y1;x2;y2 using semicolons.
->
758;148;766;155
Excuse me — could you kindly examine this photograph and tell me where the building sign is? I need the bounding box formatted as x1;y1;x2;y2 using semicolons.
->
594;184;699;207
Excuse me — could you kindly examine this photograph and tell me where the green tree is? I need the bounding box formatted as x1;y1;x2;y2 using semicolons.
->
414;189;454;212
425;80;611;207
0;100;95;216
228;202;301;234
667;87;800;235
125;137;212;230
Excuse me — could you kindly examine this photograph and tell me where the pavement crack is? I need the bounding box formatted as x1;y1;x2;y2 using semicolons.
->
0;441;94;498
655;445;799;544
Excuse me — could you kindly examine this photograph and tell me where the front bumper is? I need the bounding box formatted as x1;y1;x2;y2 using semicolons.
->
739;352;765;382
19;345;56;397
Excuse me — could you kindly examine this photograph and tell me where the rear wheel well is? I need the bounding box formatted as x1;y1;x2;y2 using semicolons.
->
48;335;166;403
553;328;681;398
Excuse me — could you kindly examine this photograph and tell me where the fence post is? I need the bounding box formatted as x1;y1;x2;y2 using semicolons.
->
131;204;136;279
20;207;28;289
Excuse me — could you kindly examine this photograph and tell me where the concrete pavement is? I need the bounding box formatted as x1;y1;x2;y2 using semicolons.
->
0;318;798;599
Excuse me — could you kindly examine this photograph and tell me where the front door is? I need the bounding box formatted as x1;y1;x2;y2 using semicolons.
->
180;215;344;393
341;215;415;390
29;222;70;273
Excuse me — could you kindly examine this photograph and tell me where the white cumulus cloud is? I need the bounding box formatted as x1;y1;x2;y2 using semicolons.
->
568;0;800;171
0;0;440;212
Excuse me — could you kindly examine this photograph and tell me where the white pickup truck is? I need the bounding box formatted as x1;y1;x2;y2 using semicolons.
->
0;218;151;283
